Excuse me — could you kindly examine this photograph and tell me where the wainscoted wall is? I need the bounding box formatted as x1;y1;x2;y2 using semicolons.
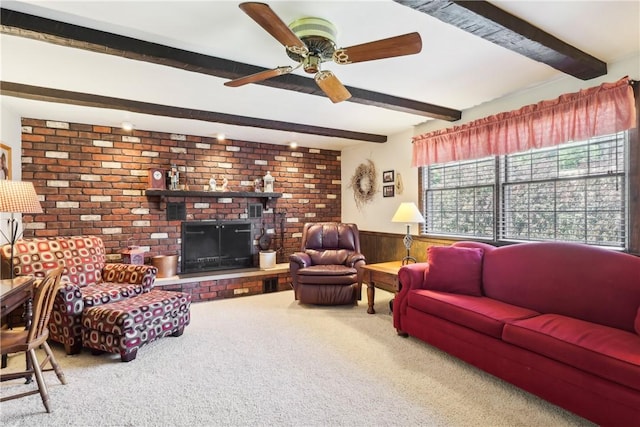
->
19;118;342;274
359;230;455;264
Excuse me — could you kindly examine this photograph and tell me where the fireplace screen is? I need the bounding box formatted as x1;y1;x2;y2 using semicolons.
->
181;221;253;273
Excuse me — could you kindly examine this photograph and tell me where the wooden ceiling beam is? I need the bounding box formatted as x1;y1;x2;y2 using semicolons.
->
394;0;607;80
1;81;387;143
0;8;461;122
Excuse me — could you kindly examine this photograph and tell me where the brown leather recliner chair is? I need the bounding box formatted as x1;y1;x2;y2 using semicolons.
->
289;223;366;305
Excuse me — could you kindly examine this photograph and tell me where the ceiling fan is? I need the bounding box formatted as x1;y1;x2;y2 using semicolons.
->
224;2;423;103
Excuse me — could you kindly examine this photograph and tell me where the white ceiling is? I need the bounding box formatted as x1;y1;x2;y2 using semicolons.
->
1;0;639;150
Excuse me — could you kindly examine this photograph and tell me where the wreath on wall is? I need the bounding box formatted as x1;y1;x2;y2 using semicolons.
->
349;159;378;209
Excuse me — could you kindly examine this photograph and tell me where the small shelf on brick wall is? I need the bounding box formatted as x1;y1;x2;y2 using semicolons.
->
145;189;282;209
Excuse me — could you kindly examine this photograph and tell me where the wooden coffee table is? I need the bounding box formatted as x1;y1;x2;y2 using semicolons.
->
362;261;403;314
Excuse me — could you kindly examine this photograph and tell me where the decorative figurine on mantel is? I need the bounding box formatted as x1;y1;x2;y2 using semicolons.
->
209;177;216;192
263;171;274;193
221;176;229;192
254;178;262;192
169;164;179;190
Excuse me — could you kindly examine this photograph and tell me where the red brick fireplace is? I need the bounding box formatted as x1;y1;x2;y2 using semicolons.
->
18;118;343;299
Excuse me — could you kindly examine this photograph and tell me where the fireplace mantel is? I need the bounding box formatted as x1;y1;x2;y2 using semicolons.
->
145;189;282;209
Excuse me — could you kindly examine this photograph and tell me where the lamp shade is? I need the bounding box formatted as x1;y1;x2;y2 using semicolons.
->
391;202;425;223
0;180;43;213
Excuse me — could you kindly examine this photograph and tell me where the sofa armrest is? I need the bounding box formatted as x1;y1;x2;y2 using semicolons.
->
102;264;158;292
398;262;430;293
393;262;430;332
56;281;85;316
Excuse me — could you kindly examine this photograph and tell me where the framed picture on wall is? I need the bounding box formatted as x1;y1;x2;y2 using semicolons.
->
383;185;395;197
383;170;394;183
0;143;11;180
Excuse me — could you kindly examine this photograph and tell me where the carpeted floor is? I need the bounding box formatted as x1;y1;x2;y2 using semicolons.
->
0;288;594;426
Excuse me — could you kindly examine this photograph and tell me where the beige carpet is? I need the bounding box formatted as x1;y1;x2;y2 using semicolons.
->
0;288;593;426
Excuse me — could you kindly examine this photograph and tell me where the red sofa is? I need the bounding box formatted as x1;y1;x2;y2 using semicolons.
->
394;241;640;426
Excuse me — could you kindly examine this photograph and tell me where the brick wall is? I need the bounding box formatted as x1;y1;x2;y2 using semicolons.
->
20;118;342;272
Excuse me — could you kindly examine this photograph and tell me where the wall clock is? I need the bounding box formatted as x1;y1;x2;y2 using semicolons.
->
148;168;166;189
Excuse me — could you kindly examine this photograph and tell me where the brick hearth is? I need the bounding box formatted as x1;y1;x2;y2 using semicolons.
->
155;264;291;302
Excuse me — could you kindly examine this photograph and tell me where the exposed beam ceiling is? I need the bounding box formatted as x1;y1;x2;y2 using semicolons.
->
394;0;607;80
0;81;387;143
0;8;462;124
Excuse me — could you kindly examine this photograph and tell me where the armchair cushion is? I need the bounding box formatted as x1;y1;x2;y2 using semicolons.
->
296;265;358;285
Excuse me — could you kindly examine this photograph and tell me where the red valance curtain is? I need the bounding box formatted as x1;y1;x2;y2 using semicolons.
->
412;77;637;167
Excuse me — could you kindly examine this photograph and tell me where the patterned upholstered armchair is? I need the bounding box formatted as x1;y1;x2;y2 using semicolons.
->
0;235;157;354
289;223;366;305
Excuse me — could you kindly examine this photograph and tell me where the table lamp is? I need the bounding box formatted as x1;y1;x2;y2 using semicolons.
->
391;202;425;265
0;180;43;279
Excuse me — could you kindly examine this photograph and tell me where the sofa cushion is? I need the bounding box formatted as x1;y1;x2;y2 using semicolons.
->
503;314;640;392
635;306;640;335
407;290;539;338
481;242;640;333
426;246;484;296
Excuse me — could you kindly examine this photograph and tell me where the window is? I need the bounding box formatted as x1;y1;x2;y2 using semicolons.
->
422;131;628;248
424;157;495;239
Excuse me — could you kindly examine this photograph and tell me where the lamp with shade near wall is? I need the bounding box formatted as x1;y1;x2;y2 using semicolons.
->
391;202;425;265
0;180;43;279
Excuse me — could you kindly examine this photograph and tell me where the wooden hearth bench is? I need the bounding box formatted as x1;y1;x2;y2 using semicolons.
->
82;289;191;362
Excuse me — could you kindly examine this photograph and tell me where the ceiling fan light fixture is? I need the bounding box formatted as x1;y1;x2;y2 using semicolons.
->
304;55;321;74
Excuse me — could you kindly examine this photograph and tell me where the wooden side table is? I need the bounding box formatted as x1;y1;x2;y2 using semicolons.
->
361;261;402;314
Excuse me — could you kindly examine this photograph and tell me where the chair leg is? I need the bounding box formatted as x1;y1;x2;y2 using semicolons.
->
28;348;51;413
42;342;66;385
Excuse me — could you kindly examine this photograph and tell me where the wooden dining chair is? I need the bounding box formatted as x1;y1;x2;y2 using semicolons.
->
1;266;66;413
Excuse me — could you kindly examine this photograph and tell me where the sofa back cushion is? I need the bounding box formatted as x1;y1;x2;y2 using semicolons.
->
482;242;640;333
2;235;105;286
426;246;484;296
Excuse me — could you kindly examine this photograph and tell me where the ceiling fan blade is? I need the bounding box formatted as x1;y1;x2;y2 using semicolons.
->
224;66;292;87
315;70;352;103
333;32;422;64
238;2;308;56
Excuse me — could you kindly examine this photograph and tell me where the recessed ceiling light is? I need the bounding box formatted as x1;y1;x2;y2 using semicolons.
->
121;121;134;131
216;133;226;141
289;141;298;149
